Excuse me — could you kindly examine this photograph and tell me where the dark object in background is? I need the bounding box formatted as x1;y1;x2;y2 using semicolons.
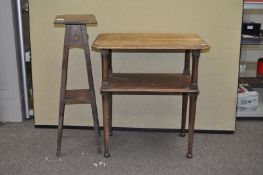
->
242;22;261;37
257;58;263;77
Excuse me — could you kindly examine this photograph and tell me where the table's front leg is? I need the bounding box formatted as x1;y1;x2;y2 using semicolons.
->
108;50;113;136
187;94;197;158
102;93;111;158
109;94;113;136
187;50;200;159
101;49;112;158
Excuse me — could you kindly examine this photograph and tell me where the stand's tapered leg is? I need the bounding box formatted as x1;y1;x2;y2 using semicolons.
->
90;90;101;153
90;91;101;153
82;26;101;153
57;25;71;157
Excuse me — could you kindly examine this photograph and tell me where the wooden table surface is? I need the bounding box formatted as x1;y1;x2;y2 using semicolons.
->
92;33;210;50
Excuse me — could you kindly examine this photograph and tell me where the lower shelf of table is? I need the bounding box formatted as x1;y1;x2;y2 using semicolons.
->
101;73;199;94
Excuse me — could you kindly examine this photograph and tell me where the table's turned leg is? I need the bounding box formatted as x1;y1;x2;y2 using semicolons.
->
109;94;113;136
180;50;190;137
187;50;200;159
108;50;113;136
101;49;112;158
187;94;197;158
180;94;188;137
102;94;111;158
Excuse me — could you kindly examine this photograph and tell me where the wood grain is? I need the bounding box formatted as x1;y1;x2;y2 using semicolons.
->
101;73;199;93
64;89;91;104
92;33;210;50
54;14;97;25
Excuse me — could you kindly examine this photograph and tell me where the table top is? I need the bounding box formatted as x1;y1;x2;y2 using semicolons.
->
92;33;210;50
54;14;97;25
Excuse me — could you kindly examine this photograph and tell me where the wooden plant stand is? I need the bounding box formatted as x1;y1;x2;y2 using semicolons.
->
55;15;101;156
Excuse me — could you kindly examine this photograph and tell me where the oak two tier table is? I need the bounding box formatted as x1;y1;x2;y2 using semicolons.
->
92;33;210;158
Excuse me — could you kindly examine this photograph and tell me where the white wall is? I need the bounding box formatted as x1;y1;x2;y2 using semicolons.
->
0;0;23;122
31;0;243;130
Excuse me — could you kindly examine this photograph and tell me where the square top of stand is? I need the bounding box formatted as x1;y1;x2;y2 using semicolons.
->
54;14;97;25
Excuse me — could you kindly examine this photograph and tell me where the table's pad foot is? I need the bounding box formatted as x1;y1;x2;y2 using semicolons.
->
180;132;186;137
104;152;110;158
186;153;193;159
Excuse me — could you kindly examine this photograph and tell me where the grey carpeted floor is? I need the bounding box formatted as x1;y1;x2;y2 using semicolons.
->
0;120;262;175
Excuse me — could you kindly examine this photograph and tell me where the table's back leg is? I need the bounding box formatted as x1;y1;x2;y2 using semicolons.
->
101;49;112;157
108;50;113;136
187;50;200;158
180;94;188;137
109;94;113;136
180;50;190;137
